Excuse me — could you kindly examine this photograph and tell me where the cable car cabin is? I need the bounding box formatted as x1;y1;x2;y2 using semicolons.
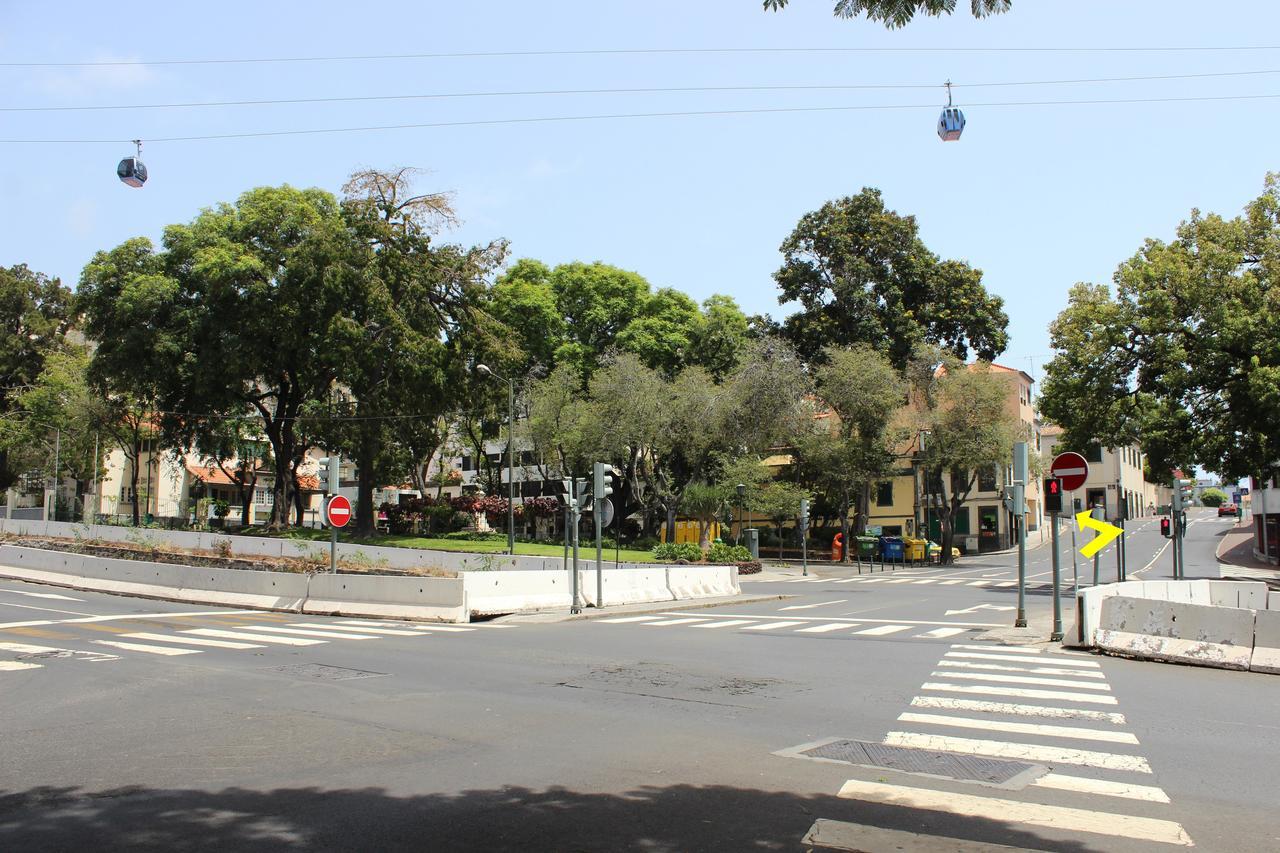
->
117;157;147;187
937;107;965;141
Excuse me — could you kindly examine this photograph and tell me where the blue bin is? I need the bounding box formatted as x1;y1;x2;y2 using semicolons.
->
879;536;904;560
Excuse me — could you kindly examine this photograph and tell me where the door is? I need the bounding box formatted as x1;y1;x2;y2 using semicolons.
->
978;505;1001;552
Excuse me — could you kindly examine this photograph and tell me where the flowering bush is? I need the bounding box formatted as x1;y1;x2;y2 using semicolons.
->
524;497;561;518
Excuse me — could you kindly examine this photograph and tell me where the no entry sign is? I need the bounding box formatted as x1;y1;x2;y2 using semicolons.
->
324;494;352;528
1050;452;1090;492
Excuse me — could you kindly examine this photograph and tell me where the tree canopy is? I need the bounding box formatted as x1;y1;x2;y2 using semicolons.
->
762;0;1011;28
0;264;73;490
1040;173;1280;482
775;188;1009;369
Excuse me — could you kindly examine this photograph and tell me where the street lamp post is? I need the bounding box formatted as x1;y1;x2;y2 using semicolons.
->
735;483;746;546
474;364;516;556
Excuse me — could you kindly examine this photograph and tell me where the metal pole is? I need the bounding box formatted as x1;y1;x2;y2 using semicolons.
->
1069;494;1078;587
801;528;808;577
595;487;603;609
52;428;60;521
571;481;582;613
1050;512;1063;641
1015;514;1027;627
330;522;338;574
91;432;99;523
506;378;515;556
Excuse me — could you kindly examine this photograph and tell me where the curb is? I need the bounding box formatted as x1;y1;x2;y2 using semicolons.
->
493;593;792;624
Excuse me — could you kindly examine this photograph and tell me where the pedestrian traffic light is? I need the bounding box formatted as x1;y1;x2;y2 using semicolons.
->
1044;477;1063;513
799;498;810;530
1160;517;1171;538
317;455;339;494
593;462;612;509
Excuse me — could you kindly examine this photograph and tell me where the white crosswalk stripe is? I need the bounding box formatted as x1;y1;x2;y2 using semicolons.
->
930;669;1111;691
921;681;1119;705
854;624;911;636
289;622;421;636
690;619;757;629
914;627;968;639
908;695;1127;724
91;639;201;656
796;623;857;633
742;621;807;631
944;650;1101;668
244;626;380;640
182;628;326;646
122;632;264;650
895;711;1140;744
0;660;42;671
937;660;1107;678
835;780;1191;846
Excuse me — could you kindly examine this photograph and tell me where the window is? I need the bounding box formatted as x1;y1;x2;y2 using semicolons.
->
978;467;998;493
461;456;473;471
254;487;272;507
951;470;968;496
1085;445;1103;463
876;481;893;507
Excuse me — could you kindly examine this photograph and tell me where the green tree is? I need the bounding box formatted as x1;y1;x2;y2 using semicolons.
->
327;168;507;536
775;188;1008;369
1040;174;1280;482
915;358;1023;563
762;0;1011;28
755;480;811;558
1200;487;1228;508
0;264;73;491
550;261;651;381
79;186;353;529
489;258;565;377
789;345;903;559
616;288;702;376
691;294;750;380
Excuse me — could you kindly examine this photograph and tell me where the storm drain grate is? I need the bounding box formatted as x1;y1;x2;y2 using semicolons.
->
797;739;1043;787
268;663;387;681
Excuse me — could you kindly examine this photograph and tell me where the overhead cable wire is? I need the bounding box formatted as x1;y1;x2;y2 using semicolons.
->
8;68;1280;113
7;45;1280;67
4;91;1279;145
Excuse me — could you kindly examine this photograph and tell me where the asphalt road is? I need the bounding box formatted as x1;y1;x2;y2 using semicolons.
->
1;509;1276;852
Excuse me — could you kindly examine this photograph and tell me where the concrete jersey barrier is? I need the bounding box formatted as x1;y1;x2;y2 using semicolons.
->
1094;595;1256;670
1251;609;1280;675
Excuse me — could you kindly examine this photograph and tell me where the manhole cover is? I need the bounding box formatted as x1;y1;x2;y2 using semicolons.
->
785;739;1046;789
268;663;386;681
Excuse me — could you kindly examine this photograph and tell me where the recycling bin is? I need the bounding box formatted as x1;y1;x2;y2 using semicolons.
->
879;536;904;562
904;537;928;563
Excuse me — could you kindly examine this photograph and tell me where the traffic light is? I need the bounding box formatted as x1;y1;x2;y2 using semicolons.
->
1172;478;1192;512
1044;477;1063;513
317;455;340;494
593;462;613;510
1160;517;1171;538
798;498;810;531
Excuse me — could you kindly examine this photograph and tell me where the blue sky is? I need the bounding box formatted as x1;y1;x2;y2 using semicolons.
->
4;1;1280;388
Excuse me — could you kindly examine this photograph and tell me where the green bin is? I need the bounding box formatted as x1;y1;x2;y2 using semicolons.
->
856;535;878;559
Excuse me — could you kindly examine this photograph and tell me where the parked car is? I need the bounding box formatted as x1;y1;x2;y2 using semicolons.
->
1218;503;1237;517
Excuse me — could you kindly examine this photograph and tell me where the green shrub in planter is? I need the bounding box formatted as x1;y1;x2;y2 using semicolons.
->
653;542;703;562
707;542;751;564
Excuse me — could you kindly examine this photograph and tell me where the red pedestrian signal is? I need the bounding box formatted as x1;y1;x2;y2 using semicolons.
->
1160;517;1171;538
1044;477;1063;513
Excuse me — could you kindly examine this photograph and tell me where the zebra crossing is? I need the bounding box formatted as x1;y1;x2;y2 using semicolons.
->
810;642;1193;848
763;574;1033;589
594;612;990;641
0;616;510;676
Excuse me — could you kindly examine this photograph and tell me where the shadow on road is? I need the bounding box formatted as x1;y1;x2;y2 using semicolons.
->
0;781;1105;853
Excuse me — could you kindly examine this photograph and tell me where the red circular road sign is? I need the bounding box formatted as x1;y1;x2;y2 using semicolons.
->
324;494;352;528
1050;452;1090;492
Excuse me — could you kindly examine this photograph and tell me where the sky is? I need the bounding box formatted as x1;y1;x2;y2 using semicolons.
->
4;1;1280;390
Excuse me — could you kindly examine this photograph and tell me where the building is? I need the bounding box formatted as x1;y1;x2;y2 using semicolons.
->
1040;426;1159;522
761;363;1046;555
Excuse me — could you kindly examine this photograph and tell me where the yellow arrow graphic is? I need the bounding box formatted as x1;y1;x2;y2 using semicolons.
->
1076;510;1122;558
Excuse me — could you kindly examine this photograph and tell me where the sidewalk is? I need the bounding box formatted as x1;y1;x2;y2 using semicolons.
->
1216;520;1279;572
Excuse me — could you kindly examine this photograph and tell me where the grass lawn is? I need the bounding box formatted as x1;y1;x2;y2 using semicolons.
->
241;527;657;563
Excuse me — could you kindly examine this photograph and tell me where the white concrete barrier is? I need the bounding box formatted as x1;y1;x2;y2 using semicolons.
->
666;566;740;599
1065;579;1269;648
1250;608;1280;674
1095;595;1255;670
305;573;465;622
463;571;570;615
